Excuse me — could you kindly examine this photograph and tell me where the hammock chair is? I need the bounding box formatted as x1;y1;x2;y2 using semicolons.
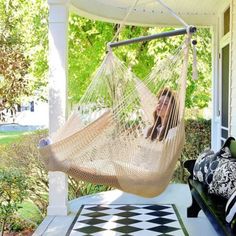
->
39;37;194;197
39;1;197;197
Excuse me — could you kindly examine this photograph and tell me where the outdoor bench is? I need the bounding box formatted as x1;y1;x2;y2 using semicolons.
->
184;159;236;236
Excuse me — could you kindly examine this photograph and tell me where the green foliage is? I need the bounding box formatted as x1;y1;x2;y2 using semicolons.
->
116;27;212;109
68;17;212;110
68;15;114;103
0;169;28;235
0;0;48;112
0;130;49;221
68;178;112;200
0;43;29;107
0;130;114;231
173;118;211;183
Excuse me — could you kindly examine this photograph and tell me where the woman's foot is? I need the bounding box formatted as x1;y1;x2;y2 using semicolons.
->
38;138;52;148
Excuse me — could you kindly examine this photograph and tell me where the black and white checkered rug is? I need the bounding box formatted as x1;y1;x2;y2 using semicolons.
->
67;204;188;236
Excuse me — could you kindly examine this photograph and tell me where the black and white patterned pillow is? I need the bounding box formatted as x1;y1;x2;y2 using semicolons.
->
193;149;215;185
193;143;233;187
226;189;236;223
208;158;236;199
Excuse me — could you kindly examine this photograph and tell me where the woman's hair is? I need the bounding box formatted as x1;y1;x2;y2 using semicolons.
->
146;88;178;141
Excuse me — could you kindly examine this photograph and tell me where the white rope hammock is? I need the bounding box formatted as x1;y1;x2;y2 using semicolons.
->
39;33;192;197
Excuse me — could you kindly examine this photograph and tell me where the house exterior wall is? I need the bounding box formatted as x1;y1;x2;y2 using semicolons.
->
230;0;236;136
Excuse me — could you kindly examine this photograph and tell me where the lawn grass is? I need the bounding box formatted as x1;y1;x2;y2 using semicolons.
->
0;131;29;144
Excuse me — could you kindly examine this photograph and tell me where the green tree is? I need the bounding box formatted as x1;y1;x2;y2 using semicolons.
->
68;16;212;111
0;45;30;110
68;15;115;103
0;0;48;114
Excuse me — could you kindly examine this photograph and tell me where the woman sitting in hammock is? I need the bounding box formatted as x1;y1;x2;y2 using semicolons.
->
146;88;178;141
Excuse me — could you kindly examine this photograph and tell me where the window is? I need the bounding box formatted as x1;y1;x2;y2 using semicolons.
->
224;7;230;35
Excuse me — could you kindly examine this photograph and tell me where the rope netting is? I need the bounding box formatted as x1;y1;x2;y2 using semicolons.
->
39;34;191;197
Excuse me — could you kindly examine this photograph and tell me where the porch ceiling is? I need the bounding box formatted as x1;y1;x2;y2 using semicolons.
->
70;0;226;26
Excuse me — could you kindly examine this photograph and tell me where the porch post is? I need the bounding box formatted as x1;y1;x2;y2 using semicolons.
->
47;0;69;216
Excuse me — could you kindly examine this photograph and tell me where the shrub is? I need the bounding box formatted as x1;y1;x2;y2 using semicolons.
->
0;130;49;227
68;178;112;200
173;118;211;183
0;129;112;228
0;169;28;236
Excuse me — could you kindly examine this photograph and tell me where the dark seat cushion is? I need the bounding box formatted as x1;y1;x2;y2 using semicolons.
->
189;179;228;224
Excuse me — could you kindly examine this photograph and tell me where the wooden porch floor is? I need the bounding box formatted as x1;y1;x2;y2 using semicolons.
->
33;183;218;236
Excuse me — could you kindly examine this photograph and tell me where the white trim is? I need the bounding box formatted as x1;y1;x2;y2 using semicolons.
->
221;126;229;130
220;32;230;48
221;137;227;142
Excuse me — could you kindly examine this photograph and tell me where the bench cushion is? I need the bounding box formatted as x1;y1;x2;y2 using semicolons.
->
190;179;227;222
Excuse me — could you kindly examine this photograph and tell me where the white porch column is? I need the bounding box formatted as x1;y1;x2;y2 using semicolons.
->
47;0;69;216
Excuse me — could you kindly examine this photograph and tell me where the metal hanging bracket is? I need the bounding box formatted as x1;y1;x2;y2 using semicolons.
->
107;26;196;49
